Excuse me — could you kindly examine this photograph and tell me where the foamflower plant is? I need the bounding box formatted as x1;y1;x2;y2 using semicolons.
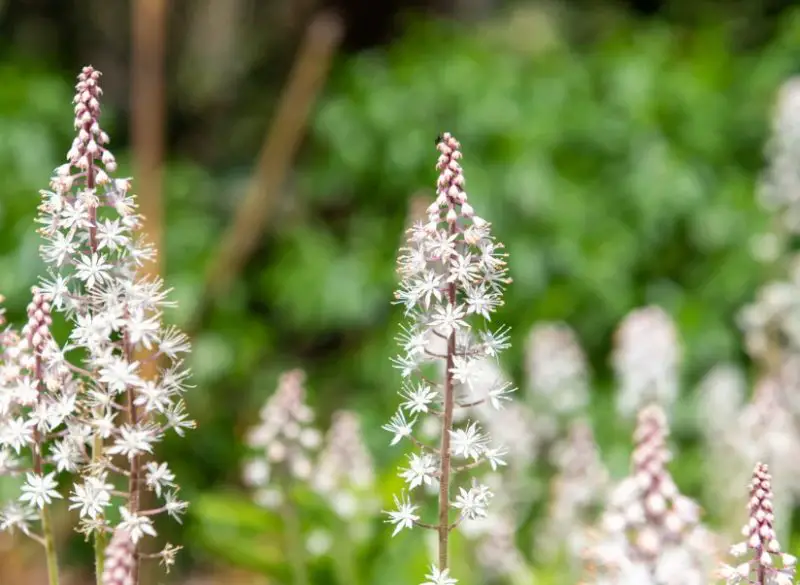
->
382;132;513;584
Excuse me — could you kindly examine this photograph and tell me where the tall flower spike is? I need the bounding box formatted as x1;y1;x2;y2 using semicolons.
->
385;132;512;584
30;66;195;583
718;463;796;585
582;404;716;585
726;378;800;542
243;369;322;508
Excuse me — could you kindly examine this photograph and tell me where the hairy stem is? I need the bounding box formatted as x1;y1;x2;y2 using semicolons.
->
437;274;457;570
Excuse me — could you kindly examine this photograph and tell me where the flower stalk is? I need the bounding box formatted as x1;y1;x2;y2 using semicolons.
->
383;132;512;585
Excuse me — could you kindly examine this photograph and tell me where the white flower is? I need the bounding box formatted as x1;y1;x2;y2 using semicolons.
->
400;383;438;415
164;491;189;523
145;461;176;497
125;308;161;350
108;424;157;458
453;483;492;520
449;422;487;460
98;356;141;394
384;493;419;537
69;474;113;519
50;439;82;472
399;453;437;490
95;218;129;251
40;230;78;266
421;564;458;585
479;326;511;357
0;502;37;534
487;381;515;409
412;271;444;309
484;446;508;471
74;252;112;288
397;325;430;358
464;284;500;320
19;472;62;509
382;410;415;446
1;417;35;453
431;303;469;335
450;356;478;386
158;326;191;358
118;506;157;543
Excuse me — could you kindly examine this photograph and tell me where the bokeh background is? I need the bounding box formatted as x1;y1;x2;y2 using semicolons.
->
1;0;800;583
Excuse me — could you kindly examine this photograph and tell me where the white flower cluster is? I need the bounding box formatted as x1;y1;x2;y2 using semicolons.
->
757;77;800;237
582;405;716;585
738;271;800;363
312;410;377;523
0;67;194;567
525;321;589;415
382;132;512;584
612;306;681;418
243;369;322;508
539;419;609;568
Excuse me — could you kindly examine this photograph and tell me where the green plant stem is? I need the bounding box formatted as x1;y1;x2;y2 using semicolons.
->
40;506;59;585
280;478;309;585
92;433;105;585
332;525;359;585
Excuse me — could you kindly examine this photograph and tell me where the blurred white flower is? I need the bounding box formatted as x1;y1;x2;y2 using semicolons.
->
612;306;681;417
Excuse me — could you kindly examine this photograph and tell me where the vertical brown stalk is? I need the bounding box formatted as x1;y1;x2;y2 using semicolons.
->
33;355;60;585
437;223;458;570
131;0;167;281
202;12;342;306
131;4;166;583
123;329;140;583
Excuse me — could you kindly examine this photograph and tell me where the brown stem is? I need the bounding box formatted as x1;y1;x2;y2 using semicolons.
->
190;12;343;336
33;355;60;585
124;330;141;583
437;270;457;570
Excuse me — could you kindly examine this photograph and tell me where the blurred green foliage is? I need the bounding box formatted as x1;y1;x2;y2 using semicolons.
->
2;6;800;583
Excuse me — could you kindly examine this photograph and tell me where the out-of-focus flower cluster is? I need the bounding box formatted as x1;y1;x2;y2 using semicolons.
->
312;410;378;523
244;369;321;508
581;404;717;585
612;307;681;418
539;419;609;569
243;369;378;556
